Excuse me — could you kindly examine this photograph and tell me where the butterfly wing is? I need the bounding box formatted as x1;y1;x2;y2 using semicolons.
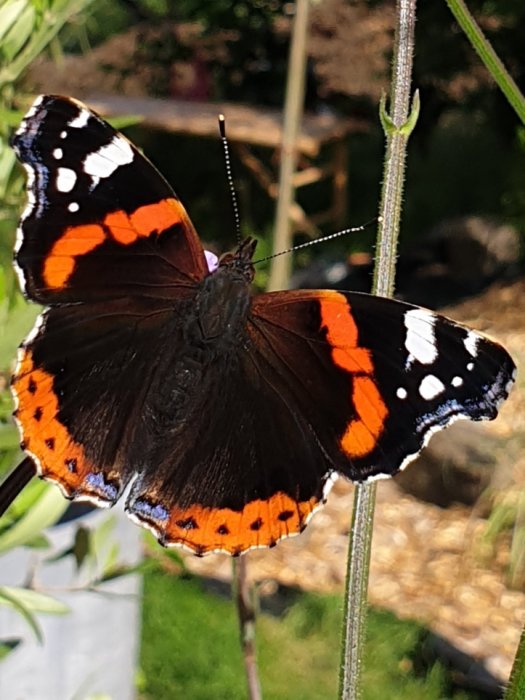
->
8;95;209;508
4;96;516;556
124;289;515;555
125;332;335;555
249;290;515;480
248;291;516;481
12;95;208;304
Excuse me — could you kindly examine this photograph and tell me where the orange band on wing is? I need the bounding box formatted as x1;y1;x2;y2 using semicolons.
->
43;225;105;288
129;198;184;237
12;350;95;495
341;376;388;457
43;197;183;289
319;291;388;459
134;491;321;555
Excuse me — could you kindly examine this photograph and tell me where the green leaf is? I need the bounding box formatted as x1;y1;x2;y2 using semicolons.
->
73;525;91;569
0;0;30;45
22;533;50;549
101;541;120;577
0;477;47;524
0;637;21;661
91;514;117;566
1;2;36;63
0;144;16;198
0;106;26;128
0;423;20;451
0;586;69;615
0;587;43;643
0;484;68;553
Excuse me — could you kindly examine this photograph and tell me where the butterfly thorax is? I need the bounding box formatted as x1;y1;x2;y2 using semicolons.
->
184;237;256;348
192;268;250;345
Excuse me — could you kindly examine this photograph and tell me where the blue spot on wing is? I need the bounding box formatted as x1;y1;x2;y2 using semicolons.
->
132;499;169;522
85;472;118;501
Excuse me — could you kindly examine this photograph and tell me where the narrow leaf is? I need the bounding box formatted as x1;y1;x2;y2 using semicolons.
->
0;0;29;45
1;3;36;63
0;587;43;643
0;586;69;615
0;485;68;553
0;637;21;661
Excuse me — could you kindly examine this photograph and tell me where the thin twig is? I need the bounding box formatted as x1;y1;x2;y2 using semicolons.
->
338;1;419;698
234;556;262;700
267;0;311;291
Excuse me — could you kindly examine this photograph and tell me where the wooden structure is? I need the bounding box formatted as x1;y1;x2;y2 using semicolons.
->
87;95;366;235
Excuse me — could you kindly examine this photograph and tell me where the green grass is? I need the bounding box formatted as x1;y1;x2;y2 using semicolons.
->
140;566;478;700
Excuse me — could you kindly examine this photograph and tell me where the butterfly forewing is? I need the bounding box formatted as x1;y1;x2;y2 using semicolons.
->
12;95;208;304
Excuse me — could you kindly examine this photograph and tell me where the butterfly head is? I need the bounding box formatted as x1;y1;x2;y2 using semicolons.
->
217;236;257;283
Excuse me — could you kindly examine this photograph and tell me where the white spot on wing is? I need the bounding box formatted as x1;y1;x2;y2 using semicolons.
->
19;164;35;221
464;331;479;357
68;109;90;129
60;130;67;139
83;136;134;185
56;167;77;193
68;202;80;212
397;387;408;400
467;362;474;371
14;165;38;293
404;308;438;366
419;374;445;400
53;148;63;159
451;376;463;387
16;95;44;134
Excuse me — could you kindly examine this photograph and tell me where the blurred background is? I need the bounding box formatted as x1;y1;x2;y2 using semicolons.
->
0;1;524;698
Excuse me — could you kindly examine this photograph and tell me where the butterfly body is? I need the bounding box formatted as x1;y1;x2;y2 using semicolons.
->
3;95;516;555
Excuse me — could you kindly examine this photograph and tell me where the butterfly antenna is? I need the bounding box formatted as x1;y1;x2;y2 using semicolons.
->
252;217;381;265
219;115;242;246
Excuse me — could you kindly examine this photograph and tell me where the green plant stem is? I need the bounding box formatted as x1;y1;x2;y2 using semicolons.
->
445;0;525;126
505;625;525;699
338;1;419;698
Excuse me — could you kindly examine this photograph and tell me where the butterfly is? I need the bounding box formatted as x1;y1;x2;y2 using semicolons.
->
0;95;516;556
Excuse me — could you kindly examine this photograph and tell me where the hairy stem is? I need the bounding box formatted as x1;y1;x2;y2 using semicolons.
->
338;1;419;698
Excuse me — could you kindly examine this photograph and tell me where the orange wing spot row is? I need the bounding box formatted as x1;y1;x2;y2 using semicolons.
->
42;198;183;289
319;292;388;459
104;198;183;244
12;350;103;499
133;491;320;555
128;198;185;238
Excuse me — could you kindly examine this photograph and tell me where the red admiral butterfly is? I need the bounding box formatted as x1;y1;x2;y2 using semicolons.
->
1;95;516;555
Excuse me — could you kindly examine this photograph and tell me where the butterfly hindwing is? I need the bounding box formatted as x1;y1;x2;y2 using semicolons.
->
11;297;186;504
